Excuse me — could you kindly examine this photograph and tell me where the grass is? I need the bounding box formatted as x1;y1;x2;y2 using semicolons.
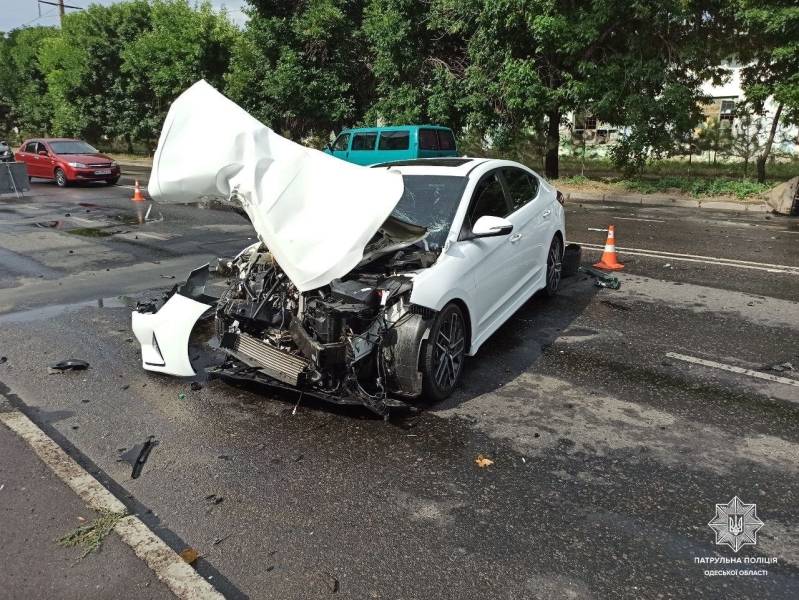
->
618;177;772;199
55;506;127;563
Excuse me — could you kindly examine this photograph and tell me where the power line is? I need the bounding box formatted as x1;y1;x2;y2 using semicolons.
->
38;0;83;11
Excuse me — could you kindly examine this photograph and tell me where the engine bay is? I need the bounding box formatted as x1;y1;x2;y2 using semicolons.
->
214;243;439;417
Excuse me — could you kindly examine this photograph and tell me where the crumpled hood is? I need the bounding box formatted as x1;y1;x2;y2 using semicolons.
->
149;80;406;292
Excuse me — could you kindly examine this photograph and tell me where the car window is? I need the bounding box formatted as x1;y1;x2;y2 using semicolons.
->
437;130;456;151
502;167;538;211
49;140;98;154
390;175;467;250
37;142;49;155
468;174;509;227
24;142;37;153
378;130;410;151
419;129;439;150
332;133;350;152
351;133;377;151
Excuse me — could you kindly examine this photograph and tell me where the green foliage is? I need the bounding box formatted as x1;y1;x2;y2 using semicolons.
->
618;177;771;199
226;0;367;139
695;117;733;165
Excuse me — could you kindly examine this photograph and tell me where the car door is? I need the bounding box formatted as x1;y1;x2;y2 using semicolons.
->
459;170;530;334
18;141;42;177
348;132;378;165
330;133;351;161
499;167;552;292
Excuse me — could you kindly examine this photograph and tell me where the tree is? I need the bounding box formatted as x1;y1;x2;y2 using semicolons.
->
38;1;152;143
361;0;467;129
429;0;729;178
0;27;59;136
734;0;799;182
122;0;239;148
695;117;732;165
226;0;369;139
726;111;762;178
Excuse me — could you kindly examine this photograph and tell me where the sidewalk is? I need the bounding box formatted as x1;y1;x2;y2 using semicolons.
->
0;421;174;600
561;189;770;212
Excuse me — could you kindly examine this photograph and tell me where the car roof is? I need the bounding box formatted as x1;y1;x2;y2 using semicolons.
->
340;125;453;134
370;157;490;176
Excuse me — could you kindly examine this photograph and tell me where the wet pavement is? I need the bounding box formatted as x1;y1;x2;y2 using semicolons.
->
1;184;798;599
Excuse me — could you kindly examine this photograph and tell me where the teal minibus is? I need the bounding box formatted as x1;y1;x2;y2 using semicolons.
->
324;125;458;166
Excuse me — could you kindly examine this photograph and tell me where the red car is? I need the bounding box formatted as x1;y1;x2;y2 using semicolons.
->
15;138;121;187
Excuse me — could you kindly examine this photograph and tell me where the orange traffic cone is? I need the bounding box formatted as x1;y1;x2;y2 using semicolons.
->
593;225;625;270
132;180;146;202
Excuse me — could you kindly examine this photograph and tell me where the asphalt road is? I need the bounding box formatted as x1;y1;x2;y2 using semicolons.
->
1;180;798;599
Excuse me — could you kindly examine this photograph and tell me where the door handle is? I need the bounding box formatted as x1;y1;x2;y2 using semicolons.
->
510;234;522;243
542;209;551;218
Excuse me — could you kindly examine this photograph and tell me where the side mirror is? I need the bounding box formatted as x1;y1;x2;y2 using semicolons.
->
470;215;513;239
38;150;48;156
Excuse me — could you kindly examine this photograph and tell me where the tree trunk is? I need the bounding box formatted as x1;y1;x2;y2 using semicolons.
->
757;101;783;183
545;110;560;179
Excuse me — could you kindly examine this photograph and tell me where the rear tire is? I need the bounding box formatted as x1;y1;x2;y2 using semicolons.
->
545;236;563;297
421;303;466;402
54;168;68;187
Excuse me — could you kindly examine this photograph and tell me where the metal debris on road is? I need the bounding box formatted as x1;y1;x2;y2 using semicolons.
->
48;359;89;372
160;275;176;279
771;362;793;372
579;266;621;290
205;494;224;505
119;435;158;479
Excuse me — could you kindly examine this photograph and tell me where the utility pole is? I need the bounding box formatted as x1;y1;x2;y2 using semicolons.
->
58;0;65;23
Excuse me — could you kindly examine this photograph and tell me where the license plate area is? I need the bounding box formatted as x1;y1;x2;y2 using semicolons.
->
94;169;111;175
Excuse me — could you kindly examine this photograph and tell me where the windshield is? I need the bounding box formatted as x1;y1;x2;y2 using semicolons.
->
49;141;99;155
390;175;467;250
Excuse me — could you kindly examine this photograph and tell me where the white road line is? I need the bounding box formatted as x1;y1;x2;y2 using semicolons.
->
0;395;224;600
69;216;96;225
574;242;799;275
615;216;666;223
666;353;799;387
135;232;169;240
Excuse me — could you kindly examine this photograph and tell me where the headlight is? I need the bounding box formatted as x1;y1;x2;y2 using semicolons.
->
68;162;88;168
111;161;118;167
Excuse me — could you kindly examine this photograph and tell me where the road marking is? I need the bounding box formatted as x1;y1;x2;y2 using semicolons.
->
587;228;607;232
0;395;224;600
69;216;95;225
615;216;666;223
666;353;799;387
575;242;799;275
135;232;170;240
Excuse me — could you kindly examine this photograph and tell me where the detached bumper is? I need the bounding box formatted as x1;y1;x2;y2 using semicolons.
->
131;264;215;377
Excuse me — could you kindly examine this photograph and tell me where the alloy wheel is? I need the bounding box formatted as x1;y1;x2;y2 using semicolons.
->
547;237;562;294
432;310;465;391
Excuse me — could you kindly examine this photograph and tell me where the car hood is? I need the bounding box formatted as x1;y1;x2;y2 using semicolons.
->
149;80;408;292
56;153;114;163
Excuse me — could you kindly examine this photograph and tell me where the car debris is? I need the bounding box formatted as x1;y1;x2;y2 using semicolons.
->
119;435;158;479
190;381;203;391
579;266;621;290
48;359;89;372
771;362;793;372
205;494;224;505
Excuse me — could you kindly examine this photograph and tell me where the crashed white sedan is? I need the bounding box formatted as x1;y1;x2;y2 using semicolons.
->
133;81;566;417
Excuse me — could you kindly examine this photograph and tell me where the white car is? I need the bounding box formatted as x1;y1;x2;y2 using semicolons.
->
132;82;565;418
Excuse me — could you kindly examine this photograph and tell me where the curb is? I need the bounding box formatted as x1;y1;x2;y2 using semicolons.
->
0;395;225;600
565;192;770;213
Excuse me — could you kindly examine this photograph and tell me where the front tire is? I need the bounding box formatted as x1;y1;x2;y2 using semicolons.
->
421;303;466;402
545;235;563;297
54;168;68;187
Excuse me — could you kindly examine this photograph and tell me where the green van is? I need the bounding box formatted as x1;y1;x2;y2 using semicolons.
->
324;125;458;166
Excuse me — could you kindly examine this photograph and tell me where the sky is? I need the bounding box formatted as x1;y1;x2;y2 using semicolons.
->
0;0;250;32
